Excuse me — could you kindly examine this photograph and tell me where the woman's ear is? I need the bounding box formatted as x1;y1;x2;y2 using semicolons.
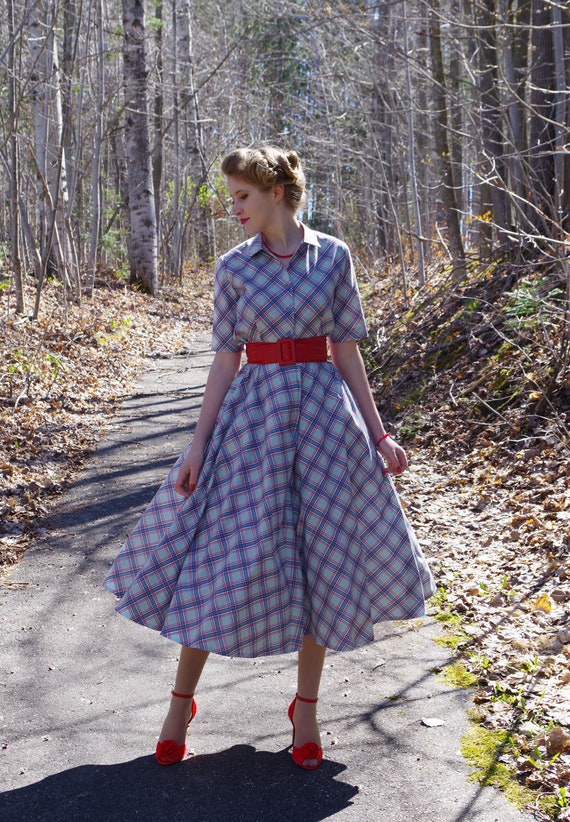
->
272;184;285;202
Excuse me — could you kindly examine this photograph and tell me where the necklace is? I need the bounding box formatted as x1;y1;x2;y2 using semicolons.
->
262;234;295;258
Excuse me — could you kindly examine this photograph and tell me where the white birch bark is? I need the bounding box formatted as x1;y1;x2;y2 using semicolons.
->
28;0;79;311
85;0;105;298
122;0;158;295
177;0;211;261
7;0;25;313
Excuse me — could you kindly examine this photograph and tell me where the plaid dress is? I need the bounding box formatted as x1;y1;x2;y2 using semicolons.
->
103;226;435;657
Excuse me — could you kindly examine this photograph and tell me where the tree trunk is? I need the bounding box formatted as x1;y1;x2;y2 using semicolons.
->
170;0;183;279
402;0;425;285
178;0;212;262
477;0;508;251
85;0;105;298
527;0;556;237
564;13;570;236
500;0;526;222
152;0;163;265
29;0;80;316
7;0;25;314
62;0;79;224
551;2;569;235
427;0;465;278
122;0;158;295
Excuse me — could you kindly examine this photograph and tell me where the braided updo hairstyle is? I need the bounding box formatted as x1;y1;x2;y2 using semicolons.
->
221;145;306;214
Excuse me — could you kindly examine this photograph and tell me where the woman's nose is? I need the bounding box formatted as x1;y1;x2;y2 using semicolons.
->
232;201;241;216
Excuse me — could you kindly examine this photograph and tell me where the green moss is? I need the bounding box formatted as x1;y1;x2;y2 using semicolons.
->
434;632;472;650
434;610;462;628
461;726;556;814
433;609;472;650
425;346;464;371
466;706;488;723
439;662;478;689
400;409;429;439
494;341;514;361
400;386;426;409
430;586;448;609
490;367;511;393
464;298;480;317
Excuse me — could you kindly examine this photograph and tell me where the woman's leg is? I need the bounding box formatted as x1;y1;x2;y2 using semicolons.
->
292;635;326;767
158;646;209;744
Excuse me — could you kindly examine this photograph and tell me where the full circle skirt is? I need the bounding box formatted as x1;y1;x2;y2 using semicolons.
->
103;362;435;657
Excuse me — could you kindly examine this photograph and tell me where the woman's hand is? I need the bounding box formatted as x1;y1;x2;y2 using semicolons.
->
329;341;408;476
377;436;408;475
172;349;241;498
174;445;204;497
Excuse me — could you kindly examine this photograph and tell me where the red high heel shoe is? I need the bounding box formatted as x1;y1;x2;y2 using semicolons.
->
155;690;197;765
288;694;323;770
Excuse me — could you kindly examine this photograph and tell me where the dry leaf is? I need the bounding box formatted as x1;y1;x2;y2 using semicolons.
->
531;593;554;612
545;727;570;757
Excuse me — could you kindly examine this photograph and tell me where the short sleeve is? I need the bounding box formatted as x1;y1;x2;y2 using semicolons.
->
329;246;368;341
211;259;243;352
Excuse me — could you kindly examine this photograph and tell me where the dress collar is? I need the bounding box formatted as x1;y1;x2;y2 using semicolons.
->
241;223;321;258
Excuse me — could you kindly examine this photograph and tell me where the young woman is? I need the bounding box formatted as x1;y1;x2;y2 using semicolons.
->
104;145;435;770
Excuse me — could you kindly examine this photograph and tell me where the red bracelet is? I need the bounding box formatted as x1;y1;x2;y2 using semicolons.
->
375;432;390;447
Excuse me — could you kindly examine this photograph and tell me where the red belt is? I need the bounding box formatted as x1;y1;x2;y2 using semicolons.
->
246;336;327;366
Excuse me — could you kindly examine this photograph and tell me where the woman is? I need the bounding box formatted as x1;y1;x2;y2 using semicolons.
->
104;144;435;770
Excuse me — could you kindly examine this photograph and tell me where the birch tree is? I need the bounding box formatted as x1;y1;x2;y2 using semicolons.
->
6;0;24;313
177;0;212;262
427;0;465;278
28;0;80;312
122;0;158;295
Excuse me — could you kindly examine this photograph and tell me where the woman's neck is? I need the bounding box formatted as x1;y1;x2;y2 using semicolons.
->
261;219;302;257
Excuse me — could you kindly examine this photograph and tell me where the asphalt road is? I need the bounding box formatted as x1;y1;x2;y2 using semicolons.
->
0;337;534;822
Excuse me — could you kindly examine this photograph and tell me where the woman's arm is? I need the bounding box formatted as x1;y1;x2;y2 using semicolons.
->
329;339;408;474
174;349;242;496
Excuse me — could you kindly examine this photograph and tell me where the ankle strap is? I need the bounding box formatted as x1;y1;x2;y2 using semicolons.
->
296;693;318;704
171;690;194;699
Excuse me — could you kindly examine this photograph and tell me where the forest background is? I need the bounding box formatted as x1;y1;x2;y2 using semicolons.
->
1;0;570;818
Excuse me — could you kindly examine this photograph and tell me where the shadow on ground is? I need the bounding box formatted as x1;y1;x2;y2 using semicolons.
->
0;744;358;822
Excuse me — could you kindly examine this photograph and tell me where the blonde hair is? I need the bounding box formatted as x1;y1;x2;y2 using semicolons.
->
221;145;306;214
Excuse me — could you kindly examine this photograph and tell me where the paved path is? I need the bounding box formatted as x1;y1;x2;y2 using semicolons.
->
0;337;534;821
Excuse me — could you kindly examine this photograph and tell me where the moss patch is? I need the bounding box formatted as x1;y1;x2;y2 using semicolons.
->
461;726;556;815
431;604;473;651
433;629;472;651
439;662;478;689
434;610;462;628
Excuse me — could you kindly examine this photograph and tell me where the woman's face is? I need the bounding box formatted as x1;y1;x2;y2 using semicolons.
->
227;175;281;236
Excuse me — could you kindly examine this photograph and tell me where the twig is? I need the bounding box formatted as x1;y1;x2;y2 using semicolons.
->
471;391;517;428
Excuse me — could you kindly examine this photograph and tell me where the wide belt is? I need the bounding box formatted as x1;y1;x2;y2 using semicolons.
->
245;336;327;366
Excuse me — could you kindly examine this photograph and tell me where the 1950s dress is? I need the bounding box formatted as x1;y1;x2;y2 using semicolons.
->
103;225;435;657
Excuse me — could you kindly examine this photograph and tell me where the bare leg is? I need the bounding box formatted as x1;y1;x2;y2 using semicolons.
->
292;635;326;767
158;646;209;745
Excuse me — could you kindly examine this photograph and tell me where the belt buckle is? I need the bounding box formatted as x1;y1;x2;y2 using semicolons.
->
279;338;296;365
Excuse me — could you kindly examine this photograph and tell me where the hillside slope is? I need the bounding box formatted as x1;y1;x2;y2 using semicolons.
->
363;254;570;815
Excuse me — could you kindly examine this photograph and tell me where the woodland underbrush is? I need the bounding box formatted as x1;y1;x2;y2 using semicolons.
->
364;252;569;452
0;265;214;569
363;251;570;819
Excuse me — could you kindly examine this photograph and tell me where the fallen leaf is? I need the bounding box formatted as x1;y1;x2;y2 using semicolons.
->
421;717;445;727
544;727;570;757
531;593;554;612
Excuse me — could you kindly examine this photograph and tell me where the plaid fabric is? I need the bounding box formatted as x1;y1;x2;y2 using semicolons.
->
211;226;368;350
103;227;435;657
